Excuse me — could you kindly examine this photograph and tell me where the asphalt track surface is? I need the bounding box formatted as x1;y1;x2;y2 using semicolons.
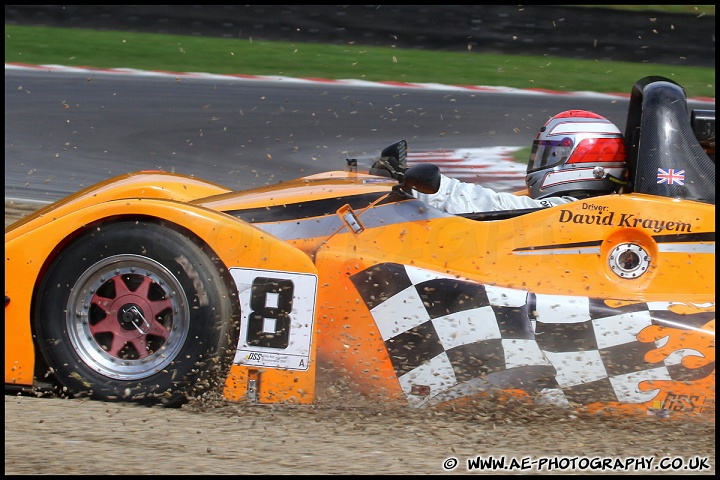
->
2;66;635;203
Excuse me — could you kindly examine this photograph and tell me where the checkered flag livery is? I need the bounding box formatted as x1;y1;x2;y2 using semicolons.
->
350;263;712;408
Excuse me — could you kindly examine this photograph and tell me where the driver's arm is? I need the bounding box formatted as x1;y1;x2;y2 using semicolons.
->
412;174;576;214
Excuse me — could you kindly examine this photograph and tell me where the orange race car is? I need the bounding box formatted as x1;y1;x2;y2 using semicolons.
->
5;76;715;420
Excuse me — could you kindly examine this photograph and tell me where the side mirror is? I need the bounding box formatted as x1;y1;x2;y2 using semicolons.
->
401;163;441;194
380;140;408;168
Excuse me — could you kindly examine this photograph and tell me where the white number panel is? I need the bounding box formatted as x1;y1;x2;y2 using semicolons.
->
230;267;318;371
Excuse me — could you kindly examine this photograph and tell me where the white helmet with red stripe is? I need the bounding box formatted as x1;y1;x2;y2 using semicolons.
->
526;110;627;199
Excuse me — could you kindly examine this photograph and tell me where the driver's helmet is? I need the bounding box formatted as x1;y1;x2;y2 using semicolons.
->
526;110;627;199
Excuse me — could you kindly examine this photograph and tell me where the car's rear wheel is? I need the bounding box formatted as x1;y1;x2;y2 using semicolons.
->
34;220;240;406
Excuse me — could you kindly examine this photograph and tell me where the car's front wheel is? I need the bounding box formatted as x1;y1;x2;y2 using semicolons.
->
33;220;240;406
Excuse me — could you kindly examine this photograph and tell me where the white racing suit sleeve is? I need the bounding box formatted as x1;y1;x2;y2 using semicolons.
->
412;174;576;213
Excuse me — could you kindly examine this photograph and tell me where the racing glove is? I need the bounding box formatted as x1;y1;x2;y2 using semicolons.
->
369;156;408;181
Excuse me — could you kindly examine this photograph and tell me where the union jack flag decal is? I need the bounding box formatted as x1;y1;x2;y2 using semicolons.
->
657;168;685;185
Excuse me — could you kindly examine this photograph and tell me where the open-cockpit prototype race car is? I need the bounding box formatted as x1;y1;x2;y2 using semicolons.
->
5;76;715;420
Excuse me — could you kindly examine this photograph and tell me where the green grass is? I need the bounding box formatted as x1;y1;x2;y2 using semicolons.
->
577;5;714;15
4;21;715;100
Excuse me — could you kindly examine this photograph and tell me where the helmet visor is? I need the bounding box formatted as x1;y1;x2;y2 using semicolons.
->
527;138;574;173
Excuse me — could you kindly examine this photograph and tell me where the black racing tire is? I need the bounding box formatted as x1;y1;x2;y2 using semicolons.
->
33;220;241;406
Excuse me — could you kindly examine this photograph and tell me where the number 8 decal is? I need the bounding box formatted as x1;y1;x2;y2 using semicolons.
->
246;277;294;349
